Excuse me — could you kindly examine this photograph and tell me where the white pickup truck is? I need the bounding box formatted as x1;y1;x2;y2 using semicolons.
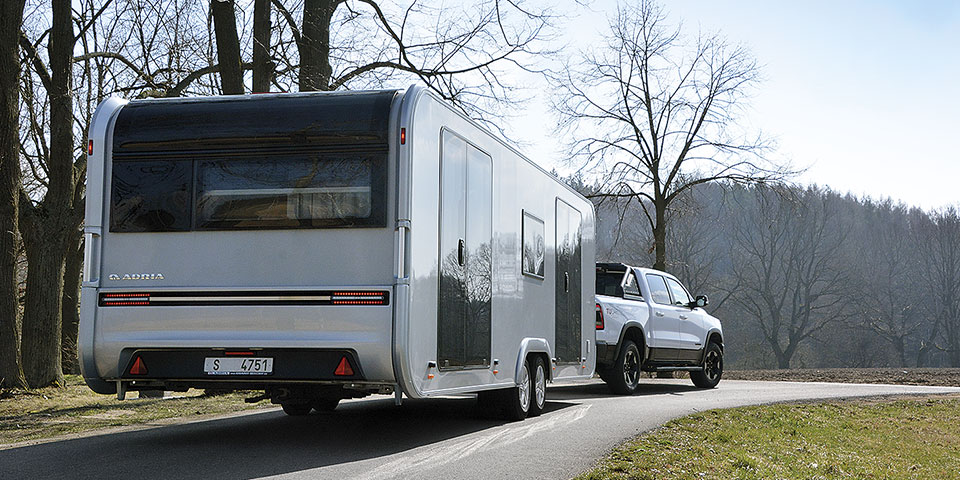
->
594;263;724;394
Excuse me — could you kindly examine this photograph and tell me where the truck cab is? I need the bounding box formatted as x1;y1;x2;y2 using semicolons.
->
594;262;724;393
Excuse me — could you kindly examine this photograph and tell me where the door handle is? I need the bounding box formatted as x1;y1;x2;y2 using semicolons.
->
564;272;569;292
679;314;688;320
655;311;664;317
457;239;465;266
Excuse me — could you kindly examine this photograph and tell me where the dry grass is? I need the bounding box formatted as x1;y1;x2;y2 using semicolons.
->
0;375;271;446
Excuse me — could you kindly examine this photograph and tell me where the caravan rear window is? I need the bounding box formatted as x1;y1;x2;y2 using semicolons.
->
196;153;383;229
110;152;387;232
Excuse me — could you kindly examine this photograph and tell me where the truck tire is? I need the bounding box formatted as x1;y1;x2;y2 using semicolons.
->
527;356;547;417
691;342;723;389
606;340;642;395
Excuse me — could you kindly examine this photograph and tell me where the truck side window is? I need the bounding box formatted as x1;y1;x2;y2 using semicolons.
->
645;274;672;305
623;272;641;297
665;277;692;306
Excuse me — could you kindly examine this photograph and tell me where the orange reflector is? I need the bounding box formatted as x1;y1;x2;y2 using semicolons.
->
400;128;406;145
88;139;93;156
129;357;147;375
427;374;434;379
492;370;499;375
334;356;354;376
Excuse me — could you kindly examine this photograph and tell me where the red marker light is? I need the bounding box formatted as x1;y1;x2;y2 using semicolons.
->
400;128;406;145
88;139;94;156
334;356;354;376
129;357;147;375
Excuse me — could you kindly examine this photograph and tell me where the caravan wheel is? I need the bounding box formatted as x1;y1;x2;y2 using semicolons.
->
281;402;312;416
527;356;547;417
498;358;531;421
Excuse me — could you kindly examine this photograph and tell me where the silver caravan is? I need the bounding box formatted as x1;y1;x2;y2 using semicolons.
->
80;86;596;419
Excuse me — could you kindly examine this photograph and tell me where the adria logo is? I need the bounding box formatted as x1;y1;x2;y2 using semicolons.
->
108;273;165;281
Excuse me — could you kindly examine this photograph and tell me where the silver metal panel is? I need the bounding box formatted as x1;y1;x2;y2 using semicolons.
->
402;89;596;397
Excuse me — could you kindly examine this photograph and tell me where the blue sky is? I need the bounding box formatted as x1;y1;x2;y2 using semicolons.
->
512;0;960;210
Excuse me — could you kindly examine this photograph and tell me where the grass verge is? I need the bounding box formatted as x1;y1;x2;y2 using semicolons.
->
576;394;960;480
0;375;271;446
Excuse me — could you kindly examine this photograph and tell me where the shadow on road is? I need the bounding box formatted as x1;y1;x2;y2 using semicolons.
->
0;395;579;479
546;379;702;401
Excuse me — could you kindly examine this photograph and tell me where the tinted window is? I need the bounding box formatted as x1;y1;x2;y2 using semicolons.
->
112;91;397;156
623;272;641;297
196;153;385;229
110;161;191;232
645;274;672;305
596;271;624;296
665;277;692;306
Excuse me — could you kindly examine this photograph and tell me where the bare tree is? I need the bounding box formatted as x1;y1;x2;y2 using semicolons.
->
851;200;922;367
553;0;785;270
917;208;960;366
211;0;244;94
0;0;27;389
252;0;273;92
185;0;556;131
728;185;848;369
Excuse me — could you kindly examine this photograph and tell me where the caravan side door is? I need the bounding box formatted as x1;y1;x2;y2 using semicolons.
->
437;130;492;369
555;199;582;364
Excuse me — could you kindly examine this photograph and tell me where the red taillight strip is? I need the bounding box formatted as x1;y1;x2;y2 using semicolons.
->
99;290;389;306
332;300;386;305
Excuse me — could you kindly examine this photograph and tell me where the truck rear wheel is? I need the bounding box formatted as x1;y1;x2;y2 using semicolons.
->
606;340;642;395
691;342;723;389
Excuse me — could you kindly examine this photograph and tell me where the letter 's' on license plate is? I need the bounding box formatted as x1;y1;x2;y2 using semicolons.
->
203;357;274;375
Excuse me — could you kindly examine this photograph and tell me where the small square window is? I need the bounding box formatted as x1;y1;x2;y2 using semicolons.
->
522;211;545;279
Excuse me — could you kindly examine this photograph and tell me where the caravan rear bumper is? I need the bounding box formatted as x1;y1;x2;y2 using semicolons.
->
117;348;365;386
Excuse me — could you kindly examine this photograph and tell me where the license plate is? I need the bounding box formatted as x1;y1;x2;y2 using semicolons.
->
203;357;274;375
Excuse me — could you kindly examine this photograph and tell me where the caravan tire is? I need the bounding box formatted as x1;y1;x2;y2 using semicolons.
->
313;397;340;412
527;356;547;417
281;402;313;416
498;358;532;421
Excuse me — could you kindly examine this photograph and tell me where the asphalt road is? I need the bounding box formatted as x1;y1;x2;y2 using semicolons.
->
3;379;958;479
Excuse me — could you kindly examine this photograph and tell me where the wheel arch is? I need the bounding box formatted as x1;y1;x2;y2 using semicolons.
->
698;329;724;364
515;338;553;384
615;322;647;363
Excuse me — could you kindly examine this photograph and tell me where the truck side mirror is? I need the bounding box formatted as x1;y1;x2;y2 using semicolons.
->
693;295;709;308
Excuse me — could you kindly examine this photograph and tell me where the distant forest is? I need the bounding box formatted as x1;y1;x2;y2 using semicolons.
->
575;179;960;370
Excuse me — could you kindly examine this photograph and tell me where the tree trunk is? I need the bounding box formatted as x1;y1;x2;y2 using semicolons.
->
300;0;337;91
19;0;76;388
775;354;790;369
20;234;67;386
893;336;906;368
652;198;666;271
60;234;82;374
252;0;273;93
0;0;26;390
211;0;244;94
